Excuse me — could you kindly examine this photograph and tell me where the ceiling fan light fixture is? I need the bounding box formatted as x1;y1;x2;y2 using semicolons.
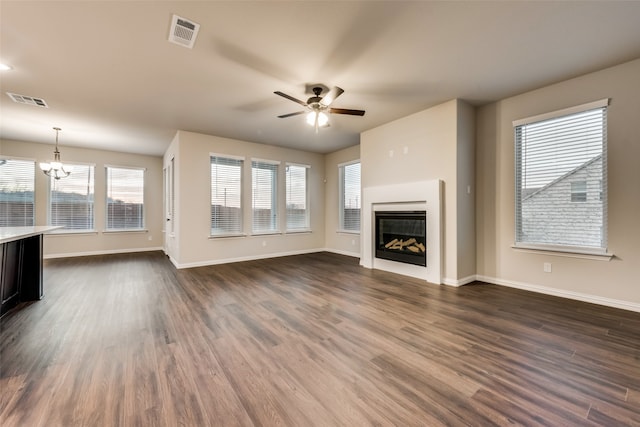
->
306;111;329;127
40;127;71;180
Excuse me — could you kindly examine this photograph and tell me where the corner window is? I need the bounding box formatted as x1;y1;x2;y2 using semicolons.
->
210;155;243;236
339;161;361;232
106;166;145;230
49;163;95;231
514;99;608;252
0;158;35;227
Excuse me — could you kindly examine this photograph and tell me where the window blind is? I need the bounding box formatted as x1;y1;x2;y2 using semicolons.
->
0;158;35;226
49;164;95;231
286;164;309;231
211;156;243;236
106;166;144;230
340;161;361;232
515;101;607;251
252;160;278;233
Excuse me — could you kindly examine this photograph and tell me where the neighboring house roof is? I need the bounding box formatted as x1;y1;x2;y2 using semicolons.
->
523;154;602;201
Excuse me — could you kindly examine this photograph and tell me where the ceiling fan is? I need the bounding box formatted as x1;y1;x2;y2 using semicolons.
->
274;86;365;132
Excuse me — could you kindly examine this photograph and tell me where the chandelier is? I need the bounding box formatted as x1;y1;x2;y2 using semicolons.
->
40;127;71;179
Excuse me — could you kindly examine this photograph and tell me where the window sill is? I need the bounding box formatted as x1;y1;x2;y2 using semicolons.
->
48;229;98;236
103;229;147;234
285;229;312;234
511;244;614;261
337;229;360;235
209;233;247;239
251;231;282;237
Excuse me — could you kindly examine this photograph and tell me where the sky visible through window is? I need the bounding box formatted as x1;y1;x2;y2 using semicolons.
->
519;109;603;190
211;160;241;208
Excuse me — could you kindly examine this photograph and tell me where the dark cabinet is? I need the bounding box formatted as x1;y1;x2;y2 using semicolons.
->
1;240;23;316
0;233;44;317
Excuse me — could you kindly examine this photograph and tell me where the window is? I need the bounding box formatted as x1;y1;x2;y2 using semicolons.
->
514;99;608;252
339;161;361;232
106;166;145;230
570;181;587;203
49;163;95;231
286;163;310;231
211;155;243;236
0;158;35;227
252;160;278;233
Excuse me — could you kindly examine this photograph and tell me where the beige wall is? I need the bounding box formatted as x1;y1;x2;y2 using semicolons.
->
324;144;361;257
361;99;475;284
456;100;476;280
476;58;640;308
1;139;164;257
165;130;326;267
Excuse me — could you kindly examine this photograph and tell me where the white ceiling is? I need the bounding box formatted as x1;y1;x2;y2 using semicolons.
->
2;1;640;156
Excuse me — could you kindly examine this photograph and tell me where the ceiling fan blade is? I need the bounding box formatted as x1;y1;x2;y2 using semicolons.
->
320;86;344;106
274;91;308;107
277;111;306;118
329;108;365;116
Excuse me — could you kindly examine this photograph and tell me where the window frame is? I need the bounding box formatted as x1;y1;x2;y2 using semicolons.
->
104;165;146;232
338;160;361;234
513;99;610;257
285;162;311;233
210;154;244;238
47;162;96;234
251;158;280;235
0;157;36;227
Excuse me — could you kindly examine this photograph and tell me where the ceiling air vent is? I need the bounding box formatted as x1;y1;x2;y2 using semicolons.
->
168;14;200;49
6;92;49;108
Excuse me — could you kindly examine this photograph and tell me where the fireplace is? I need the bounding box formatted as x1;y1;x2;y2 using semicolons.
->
375;211;426;267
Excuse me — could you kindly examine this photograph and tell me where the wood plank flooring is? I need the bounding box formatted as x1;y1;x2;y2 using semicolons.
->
1;251;639;426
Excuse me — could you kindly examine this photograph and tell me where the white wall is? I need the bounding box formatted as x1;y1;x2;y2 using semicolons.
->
476;58;640;310
360;99;475;284
323;144;361;257
165;130;325;268
1;139;164;257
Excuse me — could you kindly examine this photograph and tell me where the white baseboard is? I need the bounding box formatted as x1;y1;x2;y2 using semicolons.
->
44;246;164;259
476;275;640;313
171;248;326;269
442;275;477;287
323;248;361;258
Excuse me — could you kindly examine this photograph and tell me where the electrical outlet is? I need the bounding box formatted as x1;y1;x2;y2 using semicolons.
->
543;262;552;273
148;235;152;241
262;240;267;247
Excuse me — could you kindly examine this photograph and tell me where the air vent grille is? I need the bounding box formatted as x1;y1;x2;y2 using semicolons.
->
168;14;200;49
6;92;49;108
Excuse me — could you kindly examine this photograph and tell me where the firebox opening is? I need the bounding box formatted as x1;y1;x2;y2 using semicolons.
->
375;211;426;267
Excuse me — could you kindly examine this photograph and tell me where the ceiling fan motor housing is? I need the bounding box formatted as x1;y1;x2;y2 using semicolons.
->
307;87;324;107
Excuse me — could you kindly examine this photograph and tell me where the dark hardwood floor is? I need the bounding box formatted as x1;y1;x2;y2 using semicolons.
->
1;251;639;426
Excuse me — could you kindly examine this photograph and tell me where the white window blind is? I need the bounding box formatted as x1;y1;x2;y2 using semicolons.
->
252;160;278;233
211;155;243;236
0;158;35;226
106;166;144;230
286;164;310;231
514;100;608;252
339;161;361;232
49;164;95;231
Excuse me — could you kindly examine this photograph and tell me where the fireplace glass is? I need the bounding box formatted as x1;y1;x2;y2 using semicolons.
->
375;211;426;267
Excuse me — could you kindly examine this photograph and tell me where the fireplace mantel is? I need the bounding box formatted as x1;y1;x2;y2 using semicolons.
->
360;180;443;284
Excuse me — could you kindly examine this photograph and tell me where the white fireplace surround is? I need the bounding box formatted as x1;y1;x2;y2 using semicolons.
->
361;180;443;284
